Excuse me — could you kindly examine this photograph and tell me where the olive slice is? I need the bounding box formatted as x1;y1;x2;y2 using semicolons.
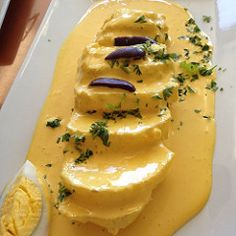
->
105;47;145;60
114;36;156;46
89;77;136;92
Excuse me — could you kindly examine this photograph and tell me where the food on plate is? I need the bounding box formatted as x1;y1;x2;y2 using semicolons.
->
0;0;216;235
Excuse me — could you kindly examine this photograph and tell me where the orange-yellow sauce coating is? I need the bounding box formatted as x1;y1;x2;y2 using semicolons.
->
27;0;215;235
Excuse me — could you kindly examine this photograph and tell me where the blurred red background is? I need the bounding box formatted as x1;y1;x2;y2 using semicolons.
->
0;0;51;108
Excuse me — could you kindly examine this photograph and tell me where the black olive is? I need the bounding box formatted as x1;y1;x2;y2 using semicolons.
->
89;77;136;92
114;36;156;46
105;47;145;60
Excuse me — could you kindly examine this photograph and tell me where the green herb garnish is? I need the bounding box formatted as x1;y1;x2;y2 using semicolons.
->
163;87;174;101
180;61;216;77
103;108;142;120
202;44;210;51
194;109;201;113
120;60;131;73
202;15;211;23
46;118;61;128
199;65;217;76
174;73;187;85
205;80;218;92
135;15;147;23
154;52;180;62
180;61;199;74
185;18;201;33
202;115;211;120
73;134;86;144
132;64;142;75
58;183;72;202
137;79;143;83
189;35;202;47
90;121;110;146
183;48;190;59
86;110;97;115
152;94;162;100
187;85;196;93
75;149;93;164
140;41;180;62
45;164;52;167
57;133;71;143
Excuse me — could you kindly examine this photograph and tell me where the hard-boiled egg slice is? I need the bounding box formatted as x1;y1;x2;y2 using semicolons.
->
0;160;48;236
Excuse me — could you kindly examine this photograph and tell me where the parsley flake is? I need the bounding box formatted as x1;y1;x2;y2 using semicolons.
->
90;121;110;146
205;80;218;92
135;15;147;23
45;164;52;167
202;15;212;23
194;109;201;113
163;87;174;101
58;183;72;202
75;149;93;164
103;108;142;120
46;118;61;128
132;64;142;75
185;18;201;33
57;133;71;143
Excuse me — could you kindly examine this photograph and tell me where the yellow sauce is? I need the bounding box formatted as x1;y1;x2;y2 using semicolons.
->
26;0;215;235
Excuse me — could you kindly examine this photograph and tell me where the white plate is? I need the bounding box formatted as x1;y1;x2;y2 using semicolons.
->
0;0;235;235
0;0;10;28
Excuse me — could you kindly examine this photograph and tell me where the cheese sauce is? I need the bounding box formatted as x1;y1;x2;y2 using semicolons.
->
27;0;215;235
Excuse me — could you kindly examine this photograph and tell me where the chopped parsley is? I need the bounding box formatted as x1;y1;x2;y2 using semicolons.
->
154;52;180;62
185;18;201;33
205;80;218;92
183;48;190;59
134;15;147;23
163;87;174;101
202;115;212;120
73;134;86;144
202;15;212;23
191;74;199;81
109;60;144;76
152;94;162;100
86;110;97;115
180;61;199;74
199;65;217;76
202;44;210;51
57;133;71;143
180;61;216;77
153;86;174;101
45;163;52;167
57;183;72;202
75;149;93;164
103;108;142;120
109;59;119;68
120;60;131;73
174;73;187;85
194;109;201;113
187;85;196;93
106;93;126;111
46;118;61;128
90;121;110;146
140;41;180;62
189;35;202;47
137;79;143;83
178;87;188;98
132;64;142;75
